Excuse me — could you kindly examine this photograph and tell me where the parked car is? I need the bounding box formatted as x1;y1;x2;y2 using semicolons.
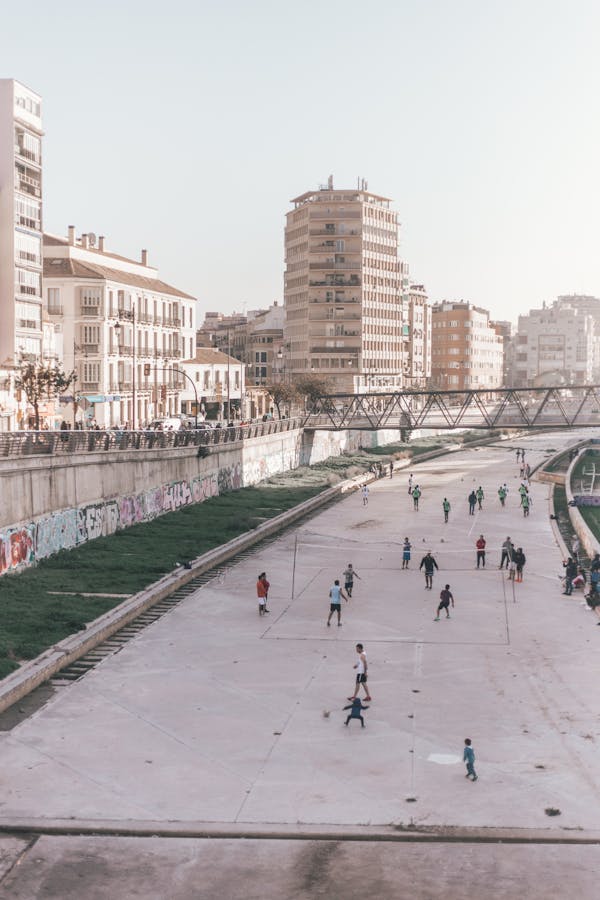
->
147;418;183;432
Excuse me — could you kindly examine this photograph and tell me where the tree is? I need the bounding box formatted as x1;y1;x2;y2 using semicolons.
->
267;381;297;419
15;359;76;431
294;375;332;412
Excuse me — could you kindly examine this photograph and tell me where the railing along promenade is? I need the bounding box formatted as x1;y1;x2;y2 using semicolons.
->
0;418;303;458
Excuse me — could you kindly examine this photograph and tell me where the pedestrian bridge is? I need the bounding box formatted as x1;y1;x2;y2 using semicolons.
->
303;385;600;431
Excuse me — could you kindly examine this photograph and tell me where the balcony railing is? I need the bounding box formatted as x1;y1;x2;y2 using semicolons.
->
80;305;103;317
309;210;361;220
309;279;361;288
47;306;63;316
80;382;100;392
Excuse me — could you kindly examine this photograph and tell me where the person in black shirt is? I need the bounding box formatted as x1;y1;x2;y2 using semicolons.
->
420;551;439;590
435;584;454;620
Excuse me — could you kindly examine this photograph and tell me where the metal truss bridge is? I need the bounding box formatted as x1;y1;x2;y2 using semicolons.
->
303;385;600;431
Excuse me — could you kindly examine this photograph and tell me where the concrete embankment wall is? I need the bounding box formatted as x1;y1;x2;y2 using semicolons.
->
0;426;401;576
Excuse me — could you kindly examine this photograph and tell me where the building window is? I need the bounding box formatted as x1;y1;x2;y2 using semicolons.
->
47;287;61;311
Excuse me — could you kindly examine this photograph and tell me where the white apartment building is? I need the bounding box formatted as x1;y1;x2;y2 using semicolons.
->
44;229;196;428
0;79;44;429
284;178;407;392
404;283;432;388
180;348;245;420
514;297;597;386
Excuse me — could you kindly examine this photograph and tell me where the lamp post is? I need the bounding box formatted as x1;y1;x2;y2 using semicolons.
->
114;301;136;430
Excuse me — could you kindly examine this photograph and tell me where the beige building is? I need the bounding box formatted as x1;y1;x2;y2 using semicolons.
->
44;229;196;428
431;301;503;390
284;178;406;392
180;348;245;421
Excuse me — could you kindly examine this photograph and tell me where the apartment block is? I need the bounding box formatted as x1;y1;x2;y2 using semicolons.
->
404;283;432;388
431;301;503;390
514;296;598;386
0;79;44;429
198;303;284;386
43;229;196;427
284;178;406;392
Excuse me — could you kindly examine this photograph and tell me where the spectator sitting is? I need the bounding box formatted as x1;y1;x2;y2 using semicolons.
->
572;567;587;590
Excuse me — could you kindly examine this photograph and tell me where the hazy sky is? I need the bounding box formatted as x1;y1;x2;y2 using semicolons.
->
2;0;600;324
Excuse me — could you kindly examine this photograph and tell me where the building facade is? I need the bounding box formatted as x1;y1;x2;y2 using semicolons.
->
404;283;432;388
0;80;44;429
513;297;597;386
197;303;285;387
284;179;407;392
180;348;245;421
44;229;196;428
431;301;503;390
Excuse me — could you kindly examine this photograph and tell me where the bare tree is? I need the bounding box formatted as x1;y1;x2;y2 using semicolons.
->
15;359;76;431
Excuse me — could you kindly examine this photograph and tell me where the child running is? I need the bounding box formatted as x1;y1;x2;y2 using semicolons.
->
343;697;370;728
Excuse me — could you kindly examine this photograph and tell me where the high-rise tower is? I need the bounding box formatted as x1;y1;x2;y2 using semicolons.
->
0;80;44;375
284;178;406;392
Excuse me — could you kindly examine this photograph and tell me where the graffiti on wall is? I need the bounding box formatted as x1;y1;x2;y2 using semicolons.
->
0;464;238;576
0;432;303;576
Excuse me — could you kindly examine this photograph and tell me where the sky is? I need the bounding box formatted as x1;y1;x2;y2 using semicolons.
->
2;0;600;324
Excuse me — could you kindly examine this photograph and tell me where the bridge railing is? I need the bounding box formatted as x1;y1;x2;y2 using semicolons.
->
0;418;303;458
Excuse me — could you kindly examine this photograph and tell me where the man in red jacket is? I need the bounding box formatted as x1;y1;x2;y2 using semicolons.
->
476;535;486;569
256;572;270;616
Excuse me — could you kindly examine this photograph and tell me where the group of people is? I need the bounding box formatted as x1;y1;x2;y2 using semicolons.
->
562;549;600;623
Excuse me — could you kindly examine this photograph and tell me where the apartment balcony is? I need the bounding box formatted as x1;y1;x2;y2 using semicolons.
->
116;344;133;356
309;210;361;220
309;261;362;271
80;382;100;392
137;313;153;325
310;344;361;354
15;172;42;198
79;305;103;318
81;342;100;354
47;306;63;316
309;279;361;288
309;297;361;304
154;316;162;326
14;143;41;165
308;228;361;237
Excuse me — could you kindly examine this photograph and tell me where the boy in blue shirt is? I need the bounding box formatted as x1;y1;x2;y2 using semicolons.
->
464;738;477;781
343;697;370;728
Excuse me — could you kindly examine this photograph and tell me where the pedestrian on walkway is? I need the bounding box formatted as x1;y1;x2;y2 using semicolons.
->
420;550;438;589
408;473;414;494
521;449;526;464
521;493;530;517
499;537;514;569
412;485;421;510
348;643;371;701
476;535;486;568
343;697;369;728
327;579;349;626
256;572;270;616
361;484;369;506
389;461;394;478
435;584;454;620
516;448;521;463
514;547;526;582
464;738;478;781
402;537;412;569
476;486;484;510
572;537;580;562
443;497;451;523
343;563;361;598
497;485;507;507
563;557;577;596
468;490;477;515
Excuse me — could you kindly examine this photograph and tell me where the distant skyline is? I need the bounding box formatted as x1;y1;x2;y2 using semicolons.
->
2;0;600;324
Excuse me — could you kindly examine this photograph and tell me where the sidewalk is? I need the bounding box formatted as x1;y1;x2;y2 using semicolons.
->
0;429;597;833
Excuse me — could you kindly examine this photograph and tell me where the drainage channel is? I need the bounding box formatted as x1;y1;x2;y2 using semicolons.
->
0;495;341;731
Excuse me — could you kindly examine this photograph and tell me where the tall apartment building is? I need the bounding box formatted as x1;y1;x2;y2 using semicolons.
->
43;229;196;428
0;80;44;429
404;283;431;387
514;297;597;386
431;301;503;390
284;179;406;392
